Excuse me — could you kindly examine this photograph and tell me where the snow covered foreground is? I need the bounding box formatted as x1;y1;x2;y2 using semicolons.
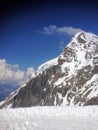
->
0;106;98;130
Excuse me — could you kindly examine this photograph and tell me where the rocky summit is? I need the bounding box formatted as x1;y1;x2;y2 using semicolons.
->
1;31;98;108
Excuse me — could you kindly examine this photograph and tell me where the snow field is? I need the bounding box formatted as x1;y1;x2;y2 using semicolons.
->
0;106;98;130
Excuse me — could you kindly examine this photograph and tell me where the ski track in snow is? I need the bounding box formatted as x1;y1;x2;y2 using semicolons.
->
0;106;98;130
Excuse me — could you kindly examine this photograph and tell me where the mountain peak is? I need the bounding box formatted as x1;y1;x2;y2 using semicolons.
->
71;31;98;44
1;32;98;108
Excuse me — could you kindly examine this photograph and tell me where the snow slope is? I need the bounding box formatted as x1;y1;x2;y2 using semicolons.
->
0;106;98;130
37;57;58;74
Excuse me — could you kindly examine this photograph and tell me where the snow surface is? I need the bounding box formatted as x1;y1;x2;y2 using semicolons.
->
0;106;98;130
37;57;58;74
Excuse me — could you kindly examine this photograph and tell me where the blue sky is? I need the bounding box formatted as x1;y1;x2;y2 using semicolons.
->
0;0;98;100
0;0;98;70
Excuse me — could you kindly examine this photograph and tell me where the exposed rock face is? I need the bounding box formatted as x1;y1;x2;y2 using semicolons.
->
1;31;98;108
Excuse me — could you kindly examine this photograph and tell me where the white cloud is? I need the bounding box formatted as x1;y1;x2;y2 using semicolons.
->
25;67;35;80
43;25;57;35
0;59;35;87
59;40;65;50
41;25;84;36
57;26;84;35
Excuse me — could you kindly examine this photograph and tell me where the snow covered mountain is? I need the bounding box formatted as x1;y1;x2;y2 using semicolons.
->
1;31;98;108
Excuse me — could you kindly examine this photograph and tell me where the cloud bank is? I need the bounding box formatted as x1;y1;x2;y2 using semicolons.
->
41;25;84;36
0;59;35;87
